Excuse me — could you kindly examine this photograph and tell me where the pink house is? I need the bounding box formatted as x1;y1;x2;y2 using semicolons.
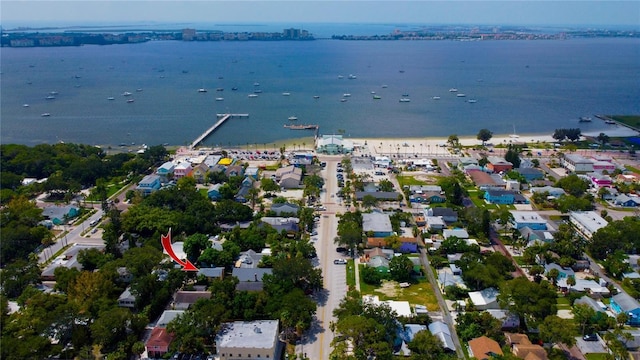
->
590;173;613;188
145;328;175;358
174;162;193;179
591;160;616;173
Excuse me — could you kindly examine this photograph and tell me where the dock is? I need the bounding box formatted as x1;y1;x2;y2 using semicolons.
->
190;114;248;149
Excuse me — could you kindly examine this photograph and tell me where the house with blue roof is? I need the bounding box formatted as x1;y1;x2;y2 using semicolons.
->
484;189;515;204
136;174;162;196
42;205;79;225
429;321;456;352
610;292;640;326
156;161;175;181
207;183;223;200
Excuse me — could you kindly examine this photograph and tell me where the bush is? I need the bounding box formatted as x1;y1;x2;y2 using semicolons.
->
361;265;382;286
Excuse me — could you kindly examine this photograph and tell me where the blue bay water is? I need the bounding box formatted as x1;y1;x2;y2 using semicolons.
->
1;37;639;147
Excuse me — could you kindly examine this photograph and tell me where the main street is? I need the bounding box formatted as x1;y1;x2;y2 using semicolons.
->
38;209;105;264
301;155;349;360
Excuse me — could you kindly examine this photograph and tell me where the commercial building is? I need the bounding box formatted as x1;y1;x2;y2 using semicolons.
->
569;211;608;239
216;320;281;360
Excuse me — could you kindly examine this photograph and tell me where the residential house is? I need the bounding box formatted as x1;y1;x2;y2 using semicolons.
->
562;154;594;173
117;267;133;283
191;163;209;183
156;310;186;328
426;216;446;231
468;288;500;310
409;185;443;194
410;191;446;203
354;191;402;201
270;202;300;216
207;183;223;200
396;324;428;356
557;278;609;295
544;263;575;280
316;135;354;154
510;211;548;230
443;229;469;240
614;194;640;207
430;208;459;224
366;237;418;253
610;292;640;326
574;296;608;313
226;165;245;178
505;333;548;360
569;211;608;240
487;156;513;173
428;321;456;352
173;290;212;310
136;174;163;196
197;267;225;280
117;287;136;308
245;166;259;179
363;295;413;317
276;165;302;189
234;181;253;203
42;205;79;225
363;212;393;237
145;328;175;359
519;227;555;247
468;170;506;190
260;217;299;235
156;161;175;181
530;186;566;198
363;247;394;273
204;154;222;169
236;250;264;268
484;189;516;205
517;168;545;181
589;172;613;188
232;268;273;291
216;320;281;360
468;336;503;360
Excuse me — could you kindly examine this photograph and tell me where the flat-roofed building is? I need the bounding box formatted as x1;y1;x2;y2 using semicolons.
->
363;212;393;237
569;211;608;239
562;154;594;173
510;211;548;230
216;320;281;360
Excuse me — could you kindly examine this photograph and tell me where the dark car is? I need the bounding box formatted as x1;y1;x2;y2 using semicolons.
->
336;247;347;253
583;334;598;341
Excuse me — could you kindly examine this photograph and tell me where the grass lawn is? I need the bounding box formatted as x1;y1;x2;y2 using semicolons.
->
198;188;209;198
557;297;571;310
625;165;640;174
611;115;640;130
346;260;356;288
585;353;610;360
357;265;440;311
396;175;428;187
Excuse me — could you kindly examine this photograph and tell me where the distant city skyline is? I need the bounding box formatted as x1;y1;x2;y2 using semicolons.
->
2;1;639;28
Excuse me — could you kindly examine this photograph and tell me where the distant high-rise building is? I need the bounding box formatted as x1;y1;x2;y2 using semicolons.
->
182;28;196;41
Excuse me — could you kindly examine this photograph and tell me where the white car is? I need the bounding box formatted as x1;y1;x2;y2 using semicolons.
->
333;259;347;265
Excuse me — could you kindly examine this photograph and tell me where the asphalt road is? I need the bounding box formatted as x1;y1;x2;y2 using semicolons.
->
38;209;105;264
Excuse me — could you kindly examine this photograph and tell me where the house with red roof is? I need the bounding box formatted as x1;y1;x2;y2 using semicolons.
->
145;327;175;358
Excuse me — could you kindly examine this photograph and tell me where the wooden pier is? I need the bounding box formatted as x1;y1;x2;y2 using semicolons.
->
190;114;248;149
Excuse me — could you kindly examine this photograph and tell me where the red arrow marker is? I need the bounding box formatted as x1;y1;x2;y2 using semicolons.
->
161;229;198;271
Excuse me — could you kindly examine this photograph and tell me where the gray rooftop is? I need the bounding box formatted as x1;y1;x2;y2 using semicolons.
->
217;320;279;349
363;212;393;233
613;292;640;312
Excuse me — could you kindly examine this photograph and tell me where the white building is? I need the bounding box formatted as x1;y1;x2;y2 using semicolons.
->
216;320;281;360
569;211;608;239
562;154;594;173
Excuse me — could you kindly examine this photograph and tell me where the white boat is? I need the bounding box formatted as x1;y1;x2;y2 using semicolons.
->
197;88;207;93
127;99;135;103
50;91;58;95
282;92;291;96
449;88;458;92
41;113;50;117
216;88;224;92
288;116;298;121
122;91;132;96
467;99;477;103
371;91;376;94
216;97;224;101
456;93;466;97
107;97;115;100
343;93;351;97
136;88;143;92
248;94;258;98
23;104;30;107
348;74;357;79
579;116;592;122
399;98;411;102
432;96;441;100
338;75;344;79
340;99;348;102
45;95;56;100
313;95;320;99
253;82;260;86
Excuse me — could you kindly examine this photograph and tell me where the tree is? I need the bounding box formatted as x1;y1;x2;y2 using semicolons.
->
504;144;521;168
555;174;589;197
597;133;610;147
361;265;383;285
477;129;493;145
260;178;280;194
408;330;447;360
556;194;593;213
447;134;460;148
389;255;414;283
378;179;394;192
539;315;577;348
455;311;504;342
498;277;557;326
362;194;379;209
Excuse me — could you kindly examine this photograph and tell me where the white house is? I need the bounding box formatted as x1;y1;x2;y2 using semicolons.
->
569;211;608;239
216;320;281;360
468;288;500;310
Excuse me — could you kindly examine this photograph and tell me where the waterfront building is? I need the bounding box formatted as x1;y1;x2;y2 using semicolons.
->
316;135;354;154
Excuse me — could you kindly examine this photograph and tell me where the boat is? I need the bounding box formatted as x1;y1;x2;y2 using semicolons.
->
127;99;135;103
197;88;207;93
253;82;260;86
136;88;143;92
122;91;132;96
23;104;29;107
218;76;224;80
50;91;58;95
216;88;224;92
288;116;298;121
449;88;458;92
248;94;258;98
107;97;115;100
371;91;376;94
467;99;478;103
284;124;318;130
605;120;616;124
254;90;263;94
399;98;411;102
282;92;291;96
340;99;348;102
579;116;592;122
231;87;238;91
41;113;50;117
313;95;320;99
456;93;466;97
343;93;351;97
338;75;344;79
182;70;189;74
432;96;441;100
402;93;409;97
381;85;388;88
373;95;381;100
45;95;56;100
215;98;224;101
348;74;357;79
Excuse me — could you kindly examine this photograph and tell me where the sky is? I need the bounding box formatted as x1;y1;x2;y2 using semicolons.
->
1;0;639;27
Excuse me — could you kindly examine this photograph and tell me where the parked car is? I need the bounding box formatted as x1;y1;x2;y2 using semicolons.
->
583;334;598;342
334;259;347;265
